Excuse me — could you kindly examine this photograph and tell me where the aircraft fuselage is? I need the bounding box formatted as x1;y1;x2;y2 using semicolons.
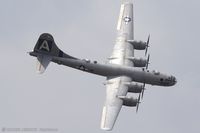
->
30;52;176;87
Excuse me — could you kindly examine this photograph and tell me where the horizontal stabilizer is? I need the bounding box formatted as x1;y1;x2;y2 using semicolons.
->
36;55;52;74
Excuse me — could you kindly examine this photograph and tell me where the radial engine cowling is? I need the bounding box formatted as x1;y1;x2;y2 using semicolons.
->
118;96;138;107
127;40;147;50
127;57;147;67
125;82;143;93
133;58;147;67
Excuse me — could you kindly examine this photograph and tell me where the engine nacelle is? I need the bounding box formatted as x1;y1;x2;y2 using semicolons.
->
127;57;147;67
127;40;147;50
118;96;138;107
133;58;147;67
125;82;143;93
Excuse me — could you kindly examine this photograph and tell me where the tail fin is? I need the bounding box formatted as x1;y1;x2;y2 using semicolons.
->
33;33;75;58
30;33;76;74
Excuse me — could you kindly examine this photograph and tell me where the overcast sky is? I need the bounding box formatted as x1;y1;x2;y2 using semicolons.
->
0;0;200;133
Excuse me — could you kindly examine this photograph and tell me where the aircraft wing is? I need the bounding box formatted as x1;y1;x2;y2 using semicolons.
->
101;76;131;131
101;2;134;131
108;2;134;66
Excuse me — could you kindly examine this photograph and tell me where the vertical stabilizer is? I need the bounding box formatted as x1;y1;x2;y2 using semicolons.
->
29;33;77;74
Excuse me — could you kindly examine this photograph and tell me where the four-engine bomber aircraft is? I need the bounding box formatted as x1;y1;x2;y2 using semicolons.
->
29;1;176;131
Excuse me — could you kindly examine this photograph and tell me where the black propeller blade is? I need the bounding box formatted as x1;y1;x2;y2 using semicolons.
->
141;83;145;99
146;54;150;70
136;94;141;113
145;35;150;56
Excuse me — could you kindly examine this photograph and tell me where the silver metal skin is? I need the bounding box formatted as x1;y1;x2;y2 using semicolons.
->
29;1;176;131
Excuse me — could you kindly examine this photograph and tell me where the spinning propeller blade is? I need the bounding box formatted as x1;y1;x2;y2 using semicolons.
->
141;83;146;99
136;94;141;113
146;54;150;70
145;35;150;56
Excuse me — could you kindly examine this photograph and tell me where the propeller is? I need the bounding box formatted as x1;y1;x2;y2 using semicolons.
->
136;83;147;112
145;35;150;56
141;83;146;99
136;94;141;113
146;54;150;70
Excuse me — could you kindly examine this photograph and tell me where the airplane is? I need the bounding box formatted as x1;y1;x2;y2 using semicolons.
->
29;0;177;131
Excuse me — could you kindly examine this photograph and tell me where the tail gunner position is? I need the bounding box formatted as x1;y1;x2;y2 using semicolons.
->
29;1;176;131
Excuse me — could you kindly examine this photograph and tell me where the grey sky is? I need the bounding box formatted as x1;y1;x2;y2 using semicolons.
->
0;0;200;132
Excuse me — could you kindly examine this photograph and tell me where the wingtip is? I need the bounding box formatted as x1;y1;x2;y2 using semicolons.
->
101;127;113;131
122;0;133;4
